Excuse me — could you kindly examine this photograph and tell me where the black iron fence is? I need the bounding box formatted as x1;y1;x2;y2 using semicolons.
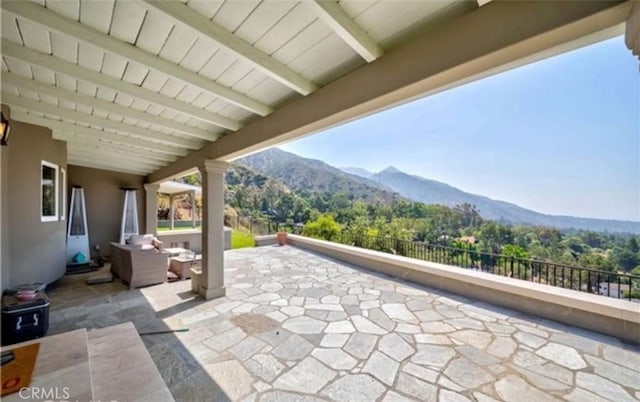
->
322;232;640;301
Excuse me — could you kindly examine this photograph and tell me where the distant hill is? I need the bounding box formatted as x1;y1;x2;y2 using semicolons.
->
236;148;639;233
238;148;400;205
364;167;640;234
341;167;374;179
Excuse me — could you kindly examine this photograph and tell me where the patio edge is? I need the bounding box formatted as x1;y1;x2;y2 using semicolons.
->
284;234;640;345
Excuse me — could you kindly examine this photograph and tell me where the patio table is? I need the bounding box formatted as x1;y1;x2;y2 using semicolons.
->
169;254;202;280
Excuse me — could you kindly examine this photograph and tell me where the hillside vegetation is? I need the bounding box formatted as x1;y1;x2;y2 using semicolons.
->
173;148;640;275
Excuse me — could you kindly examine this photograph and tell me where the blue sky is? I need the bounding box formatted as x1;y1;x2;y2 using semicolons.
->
281;36;639;222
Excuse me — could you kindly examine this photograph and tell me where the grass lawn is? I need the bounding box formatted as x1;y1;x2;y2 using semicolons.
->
232;230;256;249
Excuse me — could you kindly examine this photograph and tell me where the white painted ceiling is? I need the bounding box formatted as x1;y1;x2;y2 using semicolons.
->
1;0;461;175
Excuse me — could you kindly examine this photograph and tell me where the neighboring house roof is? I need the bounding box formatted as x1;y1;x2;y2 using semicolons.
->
159;181;201;196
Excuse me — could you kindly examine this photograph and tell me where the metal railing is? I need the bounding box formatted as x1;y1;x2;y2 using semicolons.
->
322;232;640;301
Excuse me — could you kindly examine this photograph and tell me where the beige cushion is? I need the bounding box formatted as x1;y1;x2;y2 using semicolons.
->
130;234;154;246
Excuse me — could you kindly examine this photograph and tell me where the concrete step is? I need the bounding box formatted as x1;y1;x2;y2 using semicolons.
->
87;322;174;402
1;328;93;402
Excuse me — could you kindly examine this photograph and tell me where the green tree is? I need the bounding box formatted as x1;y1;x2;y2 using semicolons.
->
502;244;529;259
611;248;640;272
454;203;483;228
303;215;341;241
535;227;562;247
260;197;270;212
478;222;513;252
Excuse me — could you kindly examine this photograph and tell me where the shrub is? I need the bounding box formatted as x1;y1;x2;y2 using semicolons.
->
303;215;341;241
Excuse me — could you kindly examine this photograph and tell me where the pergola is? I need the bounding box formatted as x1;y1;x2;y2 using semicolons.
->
157;180;201;231
1;0;637;299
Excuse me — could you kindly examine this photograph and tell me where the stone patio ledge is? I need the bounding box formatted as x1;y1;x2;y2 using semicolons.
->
285;235;640;344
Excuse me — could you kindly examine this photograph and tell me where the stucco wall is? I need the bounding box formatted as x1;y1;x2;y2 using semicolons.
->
1;107;9;291
3;107;67;289
67;165;146;260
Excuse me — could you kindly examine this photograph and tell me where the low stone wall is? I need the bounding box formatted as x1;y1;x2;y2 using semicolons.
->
254;234;278;247
285;235;640;344
157;227;232;253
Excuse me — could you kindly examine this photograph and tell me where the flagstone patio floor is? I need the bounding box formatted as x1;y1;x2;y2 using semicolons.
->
47;246;640;402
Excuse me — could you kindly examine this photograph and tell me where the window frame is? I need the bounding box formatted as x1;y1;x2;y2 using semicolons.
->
60;167;66;221
41;160;59;222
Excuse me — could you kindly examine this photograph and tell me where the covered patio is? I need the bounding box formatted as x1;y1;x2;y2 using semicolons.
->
2;0;637;298
47;246;640;401
1;0;640;400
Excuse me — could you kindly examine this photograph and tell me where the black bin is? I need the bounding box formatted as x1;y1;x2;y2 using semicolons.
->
1;292;50;346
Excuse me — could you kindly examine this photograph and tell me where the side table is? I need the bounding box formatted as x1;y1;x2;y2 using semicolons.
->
169;255;202;280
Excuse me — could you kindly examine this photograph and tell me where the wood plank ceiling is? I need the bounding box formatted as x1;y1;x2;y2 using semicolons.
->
1;0;460;175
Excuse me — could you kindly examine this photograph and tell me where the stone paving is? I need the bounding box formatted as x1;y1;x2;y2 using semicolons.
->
47;246;640;402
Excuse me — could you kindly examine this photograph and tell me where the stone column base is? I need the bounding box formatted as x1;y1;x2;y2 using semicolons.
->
190;267;201;294
200;286;226;300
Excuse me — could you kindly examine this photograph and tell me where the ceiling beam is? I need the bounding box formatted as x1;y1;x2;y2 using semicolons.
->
2;93;202;150
10;111;187;156
67;150;161;169
306;1;383;62
67;148;166;168
2;72;225;141
1;40;239;129
142;0;316;96
67;158;150;175
149;0;630;182
67;148;165;169
2;1;271;116
54;132;177;162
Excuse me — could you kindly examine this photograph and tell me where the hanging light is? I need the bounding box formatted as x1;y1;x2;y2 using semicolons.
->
0;112;10;146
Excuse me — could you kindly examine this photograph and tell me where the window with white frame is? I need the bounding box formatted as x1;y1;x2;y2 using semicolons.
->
41;161;58;222
60;167;66;221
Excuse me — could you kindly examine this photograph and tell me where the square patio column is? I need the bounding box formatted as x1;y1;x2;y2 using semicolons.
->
169;194;175;231
198;160;228;300
192;190;197;228
143;183;160;235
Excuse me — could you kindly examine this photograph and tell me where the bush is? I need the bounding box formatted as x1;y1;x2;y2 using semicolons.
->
303;215;341;241
622;290;640;299
502;244;529;259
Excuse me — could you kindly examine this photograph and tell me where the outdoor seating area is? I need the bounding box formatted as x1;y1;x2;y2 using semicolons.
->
108;234;205;288
45;246;640;402
1;1;638;401
110;235;169;289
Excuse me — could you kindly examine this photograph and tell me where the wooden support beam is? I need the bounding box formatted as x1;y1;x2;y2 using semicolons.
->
2;1;272;115
142;0;316;95
307;1;383;62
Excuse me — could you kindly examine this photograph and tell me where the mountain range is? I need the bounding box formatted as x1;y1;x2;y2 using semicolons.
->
238;148;399;205
237;148;640;233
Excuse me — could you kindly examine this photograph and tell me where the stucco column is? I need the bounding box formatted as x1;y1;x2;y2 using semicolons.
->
169;194;176;230
144;183;160;235
198;159;228;300
192;190;197;228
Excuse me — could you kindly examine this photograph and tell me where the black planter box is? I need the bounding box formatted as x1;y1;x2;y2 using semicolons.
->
1;292;50;346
